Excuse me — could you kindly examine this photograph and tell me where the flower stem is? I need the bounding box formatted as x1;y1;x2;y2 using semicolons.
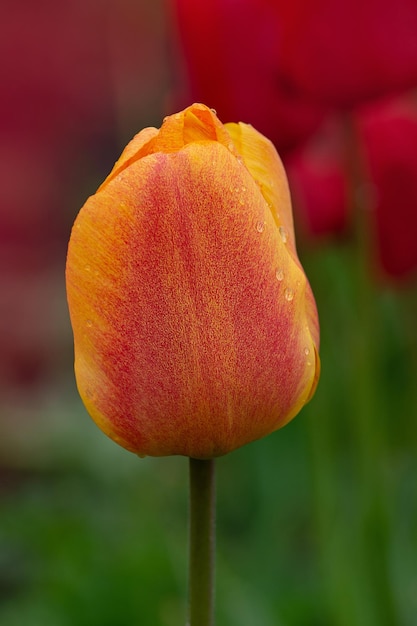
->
188;457;216;626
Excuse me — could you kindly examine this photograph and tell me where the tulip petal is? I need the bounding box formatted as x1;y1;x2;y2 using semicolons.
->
227;121;320;349
226;122;296;252
99;104;236;192
98;126;159;191
67;135;319;458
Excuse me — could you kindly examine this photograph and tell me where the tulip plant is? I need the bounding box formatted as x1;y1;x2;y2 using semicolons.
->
66;103;320;625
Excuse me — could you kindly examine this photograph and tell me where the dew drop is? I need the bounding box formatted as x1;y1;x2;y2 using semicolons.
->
239;198;245;206
304;347;310;356
210;108;217;115
275;268;284;281
85;264;91;272
256;220;265;233
284;288;294;302
86;319;93;327
279;226;288;244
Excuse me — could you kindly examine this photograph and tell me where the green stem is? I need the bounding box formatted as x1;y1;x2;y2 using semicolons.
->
188;458;216;626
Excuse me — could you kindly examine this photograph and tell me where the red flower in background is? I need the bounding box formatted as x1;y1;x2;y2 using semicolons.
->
275;0;417;108
286;119;350;239
171;0;326;153
171;0;417;282
287;93;417;282
359;95;417;279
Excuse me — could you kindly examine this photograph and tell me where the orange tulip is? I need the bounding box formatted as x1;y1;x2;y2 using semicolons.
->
66;103;320;458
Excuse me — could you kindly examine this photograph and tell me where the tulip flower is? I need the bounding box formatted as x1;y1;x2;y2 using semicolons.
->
66;103;320;459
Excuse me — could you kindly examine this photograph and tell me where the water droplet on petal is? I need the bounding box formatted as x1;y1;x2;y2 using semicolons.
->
210;108;217;115
279;226;288;244
86;319;93;327
256;221;265;233
304;347;310;356
284;288;294;301
275;268;284;281
85;264;91;272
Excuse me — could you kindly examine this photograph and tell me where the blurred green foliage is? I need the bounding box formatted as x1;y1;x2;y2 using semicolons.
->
1;241;416;626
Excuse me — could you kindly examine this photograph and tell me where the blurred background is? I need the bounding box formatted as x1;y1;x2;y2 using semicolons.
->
1;1;417;624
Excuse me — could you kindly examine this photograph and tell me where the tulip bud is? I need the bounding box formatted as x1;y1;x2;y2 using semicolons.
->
66;103;320;458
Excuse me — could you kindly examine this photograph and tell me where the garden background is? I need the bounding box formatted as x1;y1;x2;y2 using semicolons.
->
1;1;417;624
